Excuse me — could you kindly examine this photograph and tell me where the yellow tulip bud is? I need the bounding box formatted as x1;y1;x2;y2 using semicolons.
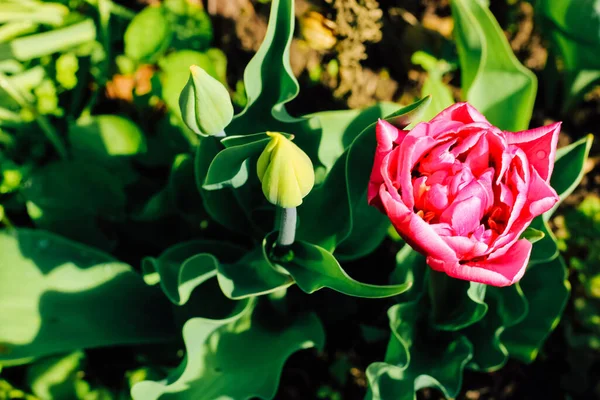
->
179;65;233;136
257;132;315;208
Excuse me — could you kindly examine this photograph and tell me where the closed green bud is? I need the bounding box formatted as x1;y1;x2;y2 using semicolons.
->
178;65;233;136
257;132;315;208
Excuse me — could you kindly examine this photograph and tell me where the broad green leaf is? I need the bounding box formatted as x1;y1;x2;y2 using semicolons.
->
546;134;594;219
217;245;293;299
428;271;488;331
452;0;537;131
265;232;412;298
69;115;147;158
411;51;454;122
203;137;269;190
131;302;324;400
537;0;600;110
133;154;199;221
463;285;528;372
142;240;247;305
124;6;172;63
195;136;257;235
502;255;570;362
0;229;174;362
390;245;428;303
366;300;473;400
21;160;127;250
528;217;558;264
227;0;298;133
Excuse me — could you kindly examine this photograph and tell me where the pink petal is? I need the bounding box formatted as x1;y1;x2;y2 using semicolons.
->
397;132;438;208
505;122;561;182
430;102;490;125
368;120;405;204
424;183;449;212
442;235;489;259
428;238;532;287
439;196;484;236
464;134;490;176
379;188;458;262
526;166;560;217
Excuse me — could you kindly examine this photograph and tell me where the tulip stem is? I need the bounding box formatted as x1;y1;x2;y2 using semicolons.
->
277;207;297;247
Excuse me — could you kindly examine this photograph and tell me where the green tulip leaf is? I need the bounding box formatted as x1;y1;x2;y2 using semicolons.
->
428;271;488;331
546;134;594;219
502;255;570;363
131;302;324;400
366;300;473;400
412;51;455;122
265;232;412;298
227;0;299;133
217;245;293;300
537;0;600;110
0;229;174;362
20;160;127;250
462;284;528;372
195;136;257;235
528;217;558;264
142;240;247;305
203;137;269;190
452;0;537;132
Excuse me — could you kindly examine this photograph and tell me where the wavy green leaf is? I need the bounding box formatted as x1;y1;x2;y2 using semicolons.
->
428;271;488;331
463;284;527;372
131;301;324;400
195;136;257;235
265;232;412;298
217;245;293;300
452;0;537;131
203;137;269;190
546;134;594;219
0;229;174;362
502;255;571;362
227;0;298;133
537;0;600;110
142;240;247;305
366;300;473;400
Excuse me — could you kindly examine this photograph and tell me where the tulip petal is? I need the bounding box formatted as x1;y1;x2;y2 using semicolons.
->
430;102;490;125
379;188;458;262
505;122;561;182
428;238;531;287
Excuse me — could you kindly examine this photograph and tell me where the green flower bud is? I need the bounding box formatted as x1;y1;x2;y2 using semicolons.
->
257;132;315;208
178;65;233;136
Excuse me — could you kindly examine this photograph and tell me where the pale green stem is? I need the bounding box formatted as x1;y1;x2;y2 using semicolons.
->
277;207;297;246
